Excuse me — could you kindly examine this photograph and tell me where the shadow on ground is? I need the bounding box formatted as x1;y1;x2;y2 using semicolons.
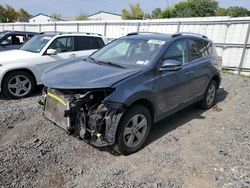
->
0;86;44;100
145;87;228;147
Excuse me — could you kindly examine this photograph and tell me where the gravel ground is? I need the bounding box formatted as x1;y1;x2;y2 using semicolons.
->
0;73;249;188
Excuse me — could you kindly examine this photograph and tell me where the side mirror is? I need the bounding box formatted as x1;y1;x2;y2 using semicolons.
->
159;59;182;71
46;49;57;55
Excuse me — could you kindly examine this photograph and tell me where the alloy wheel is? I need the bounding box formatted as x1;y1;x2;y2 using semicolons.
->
123;114;148;148
7;75;32;97
206;84;216;106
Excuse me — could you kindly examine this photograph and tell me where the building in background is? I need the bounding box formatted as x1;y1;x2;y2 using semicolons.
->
87;11;122;20
29;13;54;23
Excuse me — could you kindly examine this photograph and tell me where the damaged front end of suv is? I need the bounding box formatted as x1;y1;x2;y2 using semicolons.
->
40;87;126;147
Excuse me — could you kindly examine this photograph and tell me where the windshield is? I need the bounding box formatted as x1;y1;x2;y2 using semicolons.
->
20;35;53;53
91;38;166;68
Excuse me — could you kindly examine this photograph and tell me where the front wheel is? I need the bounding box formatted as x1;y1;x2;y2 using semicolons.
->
114;105;152;155
199;80;218;109
2;71;35;99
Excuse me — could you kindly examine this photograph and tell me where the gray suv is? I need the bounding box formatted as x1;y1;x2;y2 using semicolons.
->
41;32;222;155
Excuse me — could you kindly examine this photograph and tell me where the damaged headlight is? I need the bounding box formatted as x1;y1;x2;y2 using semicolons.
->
103;101;126;113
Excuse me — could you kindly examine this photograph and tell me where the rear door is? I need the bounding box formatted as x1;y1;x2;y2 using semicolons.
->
74;36;105;58
187;38;212;97
154;38;195;114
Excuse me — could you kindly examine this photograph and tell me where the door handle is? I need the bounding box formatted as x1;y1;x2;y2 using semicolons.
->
185;71;190;76
185;70;194;76
69;54;76;58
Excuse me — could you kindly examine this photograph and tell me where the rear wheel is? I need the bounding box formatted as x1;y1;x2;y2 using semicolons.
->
2;71;35;99
199;80;217;109
114;105;152;155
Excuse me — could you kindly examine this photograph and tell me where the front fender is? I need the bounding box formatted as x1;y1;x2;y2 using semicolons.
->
0;65;40;92
105;86;158;121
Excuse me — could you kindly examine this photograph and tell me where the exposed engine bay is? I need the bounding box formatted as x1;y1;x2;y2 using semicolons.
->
40;88;126;147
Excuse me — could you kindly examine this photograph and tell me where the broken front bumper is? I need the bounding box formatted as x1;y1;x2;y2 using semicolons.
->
44;89;70;130
42;88;126;147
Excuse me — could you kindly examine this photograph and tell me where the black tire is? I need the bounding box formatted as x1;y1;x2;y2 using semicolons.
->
199;80;218;110
114;105;152;155
2;71;35;99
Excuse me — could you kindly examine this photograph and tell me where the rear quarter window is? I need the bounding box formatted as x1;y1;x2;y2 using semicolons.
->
188;39;211;61
75;36;105;51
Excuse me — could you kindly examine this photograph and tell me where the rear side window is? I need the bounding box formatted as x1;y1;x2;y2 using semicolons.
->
188;39;210;61
203;41;213;55
75;36;105;51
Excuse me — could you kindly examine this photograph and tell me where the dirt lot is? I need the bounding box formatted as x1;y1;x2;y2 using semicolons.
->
0;73;249;188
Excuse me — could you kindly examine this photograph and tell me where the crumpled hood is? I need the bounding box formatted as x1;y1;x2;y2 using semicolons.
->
0;49;38;64
42;59;141;89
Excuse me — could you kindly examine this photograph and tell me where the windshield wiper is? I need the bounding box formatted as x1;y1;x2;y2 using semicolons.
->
97;61;125;69
85;57;99;63
88;57;96;62
86;57;125;69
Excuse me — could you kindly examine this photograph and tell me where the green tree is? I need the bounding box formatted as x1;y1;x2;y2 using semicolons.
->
75;13;88;21
161;0;219;18
174;1;194;17
5;5;18;22
18;8;31;22
122;3;145;20
51;13;62;21
0;5;7;22
216;8;227;16
160;8;177;18
226;6;250;17
151;8;161;19
0;4;31;23
191;0;218;17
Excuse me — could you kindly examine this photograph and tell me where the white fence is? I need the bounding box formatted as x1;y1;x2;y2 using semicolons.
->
1;16;250;73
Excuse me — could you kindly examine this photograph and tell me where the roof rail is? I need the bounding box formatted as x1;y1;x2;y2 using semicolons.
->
77;32;103;36
127;32;166;36
39;31;102;36
172;32;208;38
39;31;62;35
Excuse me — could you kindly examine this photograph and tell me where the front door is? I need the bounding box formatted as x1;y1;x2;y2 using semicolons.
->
153;38;194;115
40;36;76;72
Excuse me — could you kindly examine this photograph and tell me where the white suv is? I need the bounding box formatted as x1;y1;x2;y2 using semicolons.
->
0;32;109;98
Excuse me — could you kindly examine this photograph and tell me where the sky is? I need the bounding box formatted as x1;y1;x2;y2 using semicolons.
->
1;0;250;17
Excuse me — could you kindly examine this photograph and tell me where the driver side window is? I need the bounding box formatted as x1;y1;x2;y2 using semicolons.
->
163;39;188;64
49;37;74;53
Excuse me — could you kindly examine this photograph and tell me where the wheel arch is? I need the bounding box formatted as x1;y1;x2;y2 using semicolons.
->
211;74;221;88
125;98;155;123
1;68;37;91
